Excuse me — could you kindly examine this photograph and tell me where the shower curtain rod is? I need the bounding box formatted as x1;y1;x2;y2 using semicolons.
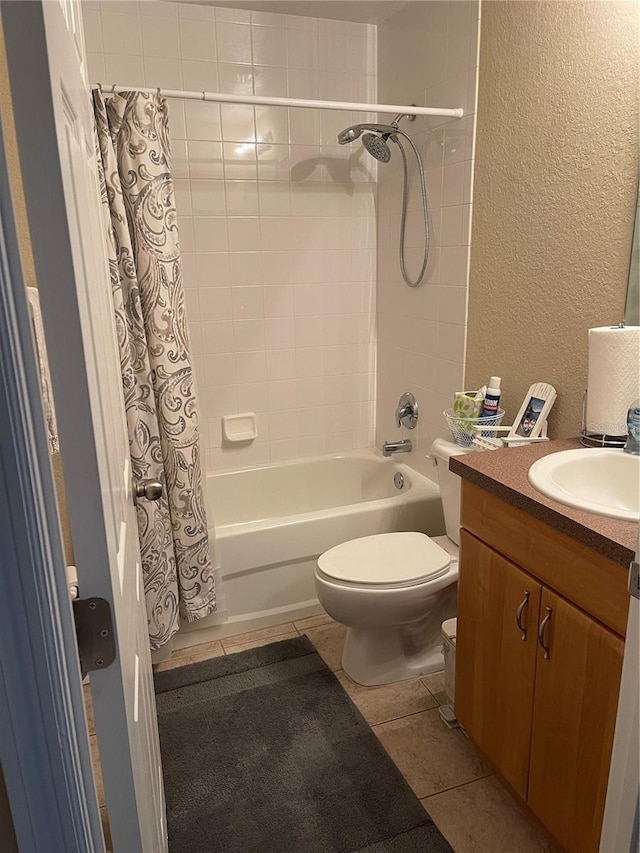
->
91;84;464;118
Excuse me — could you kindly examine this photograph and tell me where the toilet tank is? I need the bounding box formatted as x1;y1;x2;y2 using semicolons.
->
430;438;471;545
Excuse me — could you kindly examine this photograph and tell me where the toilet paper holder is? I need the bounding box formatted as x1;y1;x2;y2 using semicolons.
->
581;389;627;448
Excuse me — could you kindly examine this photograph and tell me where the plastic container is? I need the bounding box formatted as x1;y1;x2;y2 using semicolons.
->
481;376;502;418
442;617;457;705
440;618;459;728
444;408;505;448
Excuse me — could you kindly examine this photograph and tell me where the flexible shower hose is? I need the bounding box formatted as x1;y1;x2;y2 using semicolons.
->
393;130;431;288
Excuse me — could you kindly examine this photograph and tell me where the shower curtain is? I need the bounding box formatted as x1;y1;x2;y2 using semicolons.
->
92;90;218;649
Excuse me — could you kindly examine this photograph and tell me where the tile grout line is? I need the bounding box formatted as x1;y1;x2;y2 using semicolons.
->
419;772;494;802
371;704;452;732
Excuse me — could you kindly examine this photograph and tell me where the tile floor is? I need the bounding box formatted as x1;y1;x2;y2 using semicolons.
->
86;613;558;852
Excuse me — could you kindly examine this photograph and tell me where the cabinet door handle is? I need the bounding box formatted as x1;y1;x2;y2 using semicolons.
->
515;591;530;640
538;606;553;659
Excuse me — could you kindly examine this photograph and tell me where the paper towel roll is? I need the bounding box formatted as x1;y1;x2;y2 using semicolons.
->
586;326;640;435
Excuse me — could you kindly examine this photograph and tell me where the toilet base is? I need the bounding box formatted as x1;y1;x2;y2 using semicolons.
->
342;619;450;687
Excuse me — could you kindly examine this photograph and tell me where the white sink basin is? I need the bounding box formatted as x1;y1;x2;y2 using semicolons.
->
528;448;640;522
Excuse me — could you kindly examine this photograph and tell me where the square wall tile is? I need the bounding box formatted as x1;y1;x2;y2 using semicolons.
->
105;54;145;87
179;18;216;62
231;285;264;318
233;319;265;352
101;11;142;54
196;252;231;287
286;29;318;70
142;15;180;58
193;217;229;253
185;102;222;141
252;26;286;67
216;22;252;65
189;140;224;179
181;59;218;92
235;351;267;383
191;180;226;215
228;217;261;251
218;63;254;96
144;56;182;88
221;104;256;142
266;348;296;380
265;317;295;349
200;287;232;321
201;320;234;353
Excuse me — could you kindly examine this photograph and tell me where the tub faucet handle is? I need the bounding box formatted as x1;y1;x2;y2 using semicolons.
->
396;392;418;429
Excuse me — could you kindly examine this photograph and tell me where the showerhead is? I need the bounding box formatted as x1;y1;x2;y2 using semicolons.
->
337;122;398;156
362;132;392;163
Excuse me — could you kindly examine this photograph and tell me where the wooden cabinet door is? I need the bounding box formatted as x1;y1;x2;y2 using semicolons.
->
528;589;624;853
455;530;541;799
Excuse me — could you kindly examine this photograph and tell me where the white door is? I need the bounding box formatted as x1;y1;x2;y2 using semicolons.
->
2;2;167;851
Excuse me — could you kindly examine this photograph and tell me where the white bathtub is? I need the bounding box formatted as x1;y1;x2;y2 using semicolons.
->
176;450;445;645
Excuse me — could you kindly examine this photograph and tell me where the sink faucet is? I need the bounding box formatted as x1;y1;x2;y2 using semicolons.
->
623;403;640;455
383;439;412;457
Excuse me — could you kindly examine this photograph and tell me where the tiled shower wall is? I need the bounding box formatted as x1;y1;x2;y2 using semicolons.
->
84;1;377;471
376;0;479;476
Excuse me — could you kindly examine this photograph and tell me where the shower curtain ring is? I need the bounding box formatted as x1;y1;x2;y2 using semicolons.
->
202;91;206;101
111;82;117;93
97;82;103;94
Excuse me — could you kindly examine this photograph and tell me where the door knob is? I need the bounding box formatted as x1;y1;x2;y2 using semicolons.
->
133;479;163;505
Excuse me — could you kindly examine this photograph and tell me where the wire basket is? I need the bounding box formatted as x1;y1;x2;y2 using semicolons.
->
444;408;506;448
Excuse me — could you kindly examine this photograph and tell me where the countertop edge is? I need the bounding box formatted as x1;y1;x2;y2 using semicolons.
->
450;449;637;567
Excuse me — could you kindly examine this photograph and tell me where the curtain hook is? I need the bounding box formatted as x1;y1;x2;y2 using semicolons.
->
111;82;117;94
157;87;161;98
97;82;103;94
202;91;206;102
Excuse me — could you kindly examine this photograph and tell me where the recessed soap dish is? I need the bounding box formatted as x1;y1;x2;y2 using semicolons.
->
222;412;257;443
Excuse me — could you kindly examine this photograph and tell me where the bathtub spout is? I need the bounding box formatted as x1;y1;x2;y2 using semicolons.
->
382;439;412;457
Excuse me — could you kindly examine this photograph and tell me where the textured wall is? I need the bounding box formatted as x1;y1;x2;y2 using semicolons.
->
467;0;639;437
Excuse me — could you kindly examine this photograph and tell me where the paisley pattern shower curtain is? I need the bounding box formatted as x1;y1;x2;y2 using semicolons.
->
93;90;218;649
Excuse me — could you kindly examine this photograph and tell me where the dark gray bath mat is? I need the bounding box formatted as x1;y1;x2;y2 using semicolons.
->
154;636;452;853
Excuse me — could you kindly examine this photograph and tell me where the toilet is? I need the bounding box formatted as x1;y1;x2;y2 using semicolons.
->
314;438;468;686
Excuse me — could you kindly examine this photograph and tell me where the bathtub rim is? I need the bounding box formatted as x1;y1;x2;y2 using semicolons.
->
205;447;440;535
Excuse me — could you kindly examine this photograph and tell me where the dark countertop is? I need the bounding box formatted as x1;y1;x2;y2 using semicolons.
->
450;438;638;566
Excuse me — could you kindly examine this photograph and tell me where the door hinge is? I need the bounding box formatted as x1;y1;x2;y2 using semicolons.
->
629;561;640;601
72;597;116;676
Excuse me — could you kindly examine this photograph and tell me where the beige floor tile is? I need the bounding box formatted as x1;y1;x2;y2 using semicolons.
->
223;630;299;654
173;639;224;663
374;708;490;798
420;671;448;706
83;683;95;736
221;622;298;650
293;612;334;631
421;776;559;853
335;671;438;725
89;734;105;808
304;622;347;671
155;640;226;671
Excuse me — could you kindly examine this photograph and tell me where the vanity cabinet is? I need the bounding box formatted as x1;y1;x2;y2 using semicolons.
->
455;482;627;853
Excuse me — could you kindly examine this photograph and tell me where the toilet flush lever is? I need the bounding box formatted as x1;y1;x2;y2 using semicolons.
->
133;478;163;505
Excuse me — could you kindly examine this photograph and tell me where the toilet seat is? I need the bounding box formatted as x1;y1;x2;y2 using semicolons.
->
317;532;451;590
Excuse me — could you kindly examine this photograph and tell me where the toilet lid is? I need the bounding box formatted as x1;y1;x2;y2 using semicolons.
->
317;532;451;587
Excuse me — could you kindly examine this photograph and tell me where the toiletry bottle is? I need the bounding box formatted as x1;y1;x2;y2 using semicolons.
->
482;376;502;418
